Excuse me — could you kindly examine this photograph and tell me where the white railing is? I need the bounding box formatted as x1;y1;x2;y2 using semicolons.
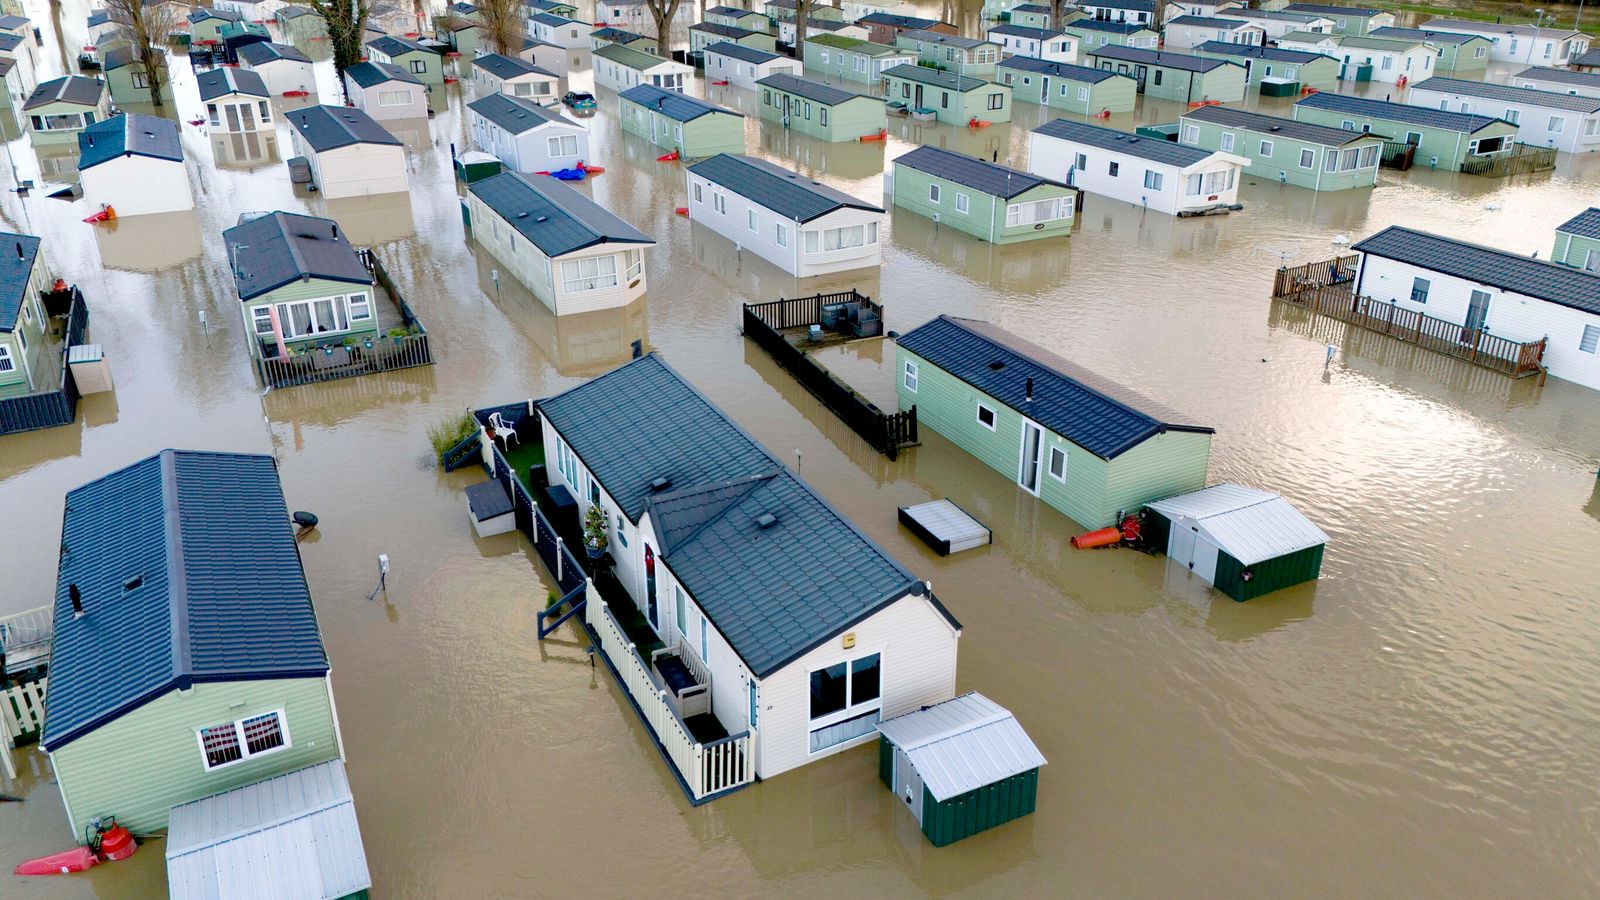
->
0;605;53;675
2;676;47;781
588;591;753;801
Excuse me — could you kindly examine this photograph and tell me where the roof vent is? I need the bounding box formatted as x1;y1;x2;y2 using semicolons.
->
123;574;143;592
517;211;529;218
70;583;84;618
1269;125;1281;131
535;215;549;223
754;512;778;529
649;476;672;492
14;241;22;260
987;360;1005;371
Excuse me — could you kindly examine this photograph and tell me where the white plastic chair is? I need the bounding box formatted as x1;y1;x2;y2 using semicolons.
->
488;412;520;448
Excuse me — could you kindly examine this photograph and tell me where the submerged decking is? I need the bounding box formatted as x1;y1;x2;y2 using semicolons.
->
900;500;992;556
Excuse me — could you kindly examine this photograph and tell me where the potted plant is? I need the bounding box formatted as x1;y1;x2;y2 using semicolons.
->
583;504;609;560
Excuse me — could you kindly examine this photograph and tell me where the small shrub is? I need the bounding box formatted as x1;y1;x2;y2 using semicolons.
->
427;410;478;457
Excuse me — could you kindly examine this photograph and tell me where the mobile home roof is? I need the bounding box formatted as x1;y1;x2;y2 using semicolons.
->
686;153;883;222
894;145;1067;200
1353;225;1600;316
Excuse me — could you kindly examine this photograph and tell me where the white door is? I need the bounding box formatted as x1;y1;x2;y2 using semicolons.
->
1168;519;1196;567
894;748;924;823
1191;534;1220;583
1018;419;1044;495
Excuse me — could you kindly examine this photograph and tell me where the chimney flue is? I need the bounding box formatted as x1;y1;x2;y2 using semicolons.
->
70;583;84;618
1025;376;1034;402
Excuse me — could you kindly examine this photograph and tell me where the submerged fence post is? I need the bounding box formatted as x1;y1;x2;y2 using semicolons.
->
555;537;565;584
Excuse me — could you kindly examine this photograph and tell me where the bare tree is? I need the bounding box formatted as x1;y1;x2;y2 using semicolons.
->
469;0;524;55
645;0;684;56
102;0;178;107
793;0;815;53
308;0;374;86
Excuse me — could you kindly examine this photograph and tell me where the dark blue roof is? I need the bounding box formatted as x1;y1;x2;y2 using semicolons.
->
468;172;653;258
1557;207;1600;241
1295;90;1509;133
237;41;312;65
859;12;939;28
23;75;104;111
223;212;373;301
286;105;401;152
1068;19;1153;34
366;35;433;58
189;7;243;23
704;40;780;64
472;52;556;80
0;231;40;333
686;154;882;222
1353;226;1600;316
344;60;421;88
467;91;569;132
43;451;330;750
78;113;184;171
198;65;270;101
1088;45;1236;73
896;316;1212;459
755;72;874;107
618;84;741;122
1033;118;1218;167
1195;41;1329;64
539;354;956;677
997;56;1122;82
894;145;1066;199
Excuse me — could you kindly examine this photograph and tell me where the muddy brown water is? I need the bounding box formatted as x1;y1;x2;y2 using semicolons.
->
4;2;1600;897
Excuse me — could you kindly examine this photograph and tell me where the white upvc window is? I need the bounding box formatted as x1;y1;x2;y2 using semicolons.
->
378;89;412;106
807;652;881;753
547;134;579;157
929;183;941;203
197;709;289;770
1549;115;1565;133
1143;169;1162;190
346;292;372;321
713;192;726;214
774;222;788;247
252;306;274;335
0;344;13;372
562;255;620;293
748;208;758;231
623;248;643;280
1007;197;1068;225
207;103;220;126
1259;139;1273;157
1220;132;1235;152
273;296;353;340
1581;323;1600;354
1181;123;1199;143
955;192;969;213
807;223;870;252
1077;86;1089;100
902;359;918;392
1047;445;1066;481
976;402;997;430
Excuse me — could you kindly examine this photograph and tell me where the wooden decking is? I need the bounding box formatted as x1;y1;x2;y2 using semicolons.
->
1271;259;1547;379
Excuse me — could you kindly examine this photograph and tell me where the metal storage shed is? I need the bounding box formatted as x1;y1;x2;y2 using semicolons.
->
876;692;1045;846
1144;483;1328;601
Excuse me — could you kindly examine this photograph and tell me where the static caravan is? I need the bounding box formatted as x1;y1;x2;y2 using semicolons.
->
99;46;176;106
986;24;1077;63
1079;0;1154;24
1179;105;1382;190
1552;207;1600;271
540;353;960;799
1419;18;1590;65
1029;119;1246;215
213;0;290;22
198;66;273;133
689;22;776;56
187;6;243;44
597;0;694;32
756;73;887;142
236;41;315;95
1409;77;1600;154
704;42;801;90
1063;19;1160;52
896;30;1001;79
1292;92;1519;172
777;17;867;50
0;233;51;402
468;92;590;172
1192;42;1338;93
590;27;656;54
1320;34;1437;85
22;76;109;145
891;145;1078;243
436;16;485;58
618;84;746;158
511;36;569;75
472;53;559;101
528;13;589;49
802;35;915;87
877;693;1045;847
593;43;692;93
1282;3;1394;36
285;105;408;199
1144;484;1328;601
1572;48;1600;72
705;5;771;33
685;153;886;277
1162;15;1265;50
1351;225;1600;393
858;13;954;46
276;5;329;43
1007;4;1057;30
895;315;1214;528
1514;66;1600;99
881;64;1012;125
40;449;345;840
0;30;35;107
997;57;1137;115
1369;26;1491;75
1226;8;1336;42
1086;45;1247;103
467;172;654;315
78;114;194;217
1167;0;1247;16
343;61;428;122
527;0;580;16
367;35;446;84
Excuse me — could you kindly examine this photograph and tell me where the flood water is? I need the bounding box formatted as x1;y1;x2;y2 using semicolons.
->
4;1;1600;896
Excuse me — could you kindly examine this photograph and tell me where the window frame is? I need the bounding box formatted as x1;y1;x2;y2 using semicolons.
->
1047;445;1066;482
976;402;997;430
195;708;291;771
902;359;918;392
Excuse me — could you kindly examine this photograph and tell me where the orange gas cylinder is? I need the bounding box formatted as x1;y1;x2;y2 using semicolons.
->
97;826;136;862
1071;527;1122;549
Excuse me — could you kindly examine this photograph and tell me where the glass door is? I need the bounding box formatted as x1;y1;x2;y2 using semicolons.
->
1019;420;1043;495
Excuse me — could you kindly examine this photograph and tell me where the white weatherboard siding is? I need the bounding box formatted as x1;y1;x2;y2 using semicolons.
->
988;30;1077;63
206;96;273;133
686;171;885;276
1342;44;1435;85
1408;87;1600;153
347;81;427;120
290;137;408;199
704;51;801;89
530;19;588;48
244;59;315;95
757;593;958;780
595;57;690;93
1356;254;1600;391
471;196;646;314
475;70;558;101
80;156;194;216
1027;132;1242;215
470;114;589;172
1515;71;1600;99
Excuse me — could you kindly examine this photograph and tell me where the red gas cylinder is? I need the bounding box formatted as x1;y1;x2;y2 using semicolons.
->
97;826;136;862
14;847;98;875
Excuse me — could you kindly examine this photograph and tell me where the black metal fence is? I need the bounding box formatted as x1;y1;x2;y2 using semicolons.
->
0;291;88;437
742;292;917;460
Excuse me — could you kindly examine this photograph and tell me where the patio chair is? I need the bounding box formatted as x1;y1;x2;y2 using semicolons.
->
488;411;520;449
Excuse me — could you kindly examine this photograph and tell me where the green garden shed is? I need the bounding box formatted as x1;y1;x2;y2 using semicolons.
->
1144;484;1328;601
877;692;1046;847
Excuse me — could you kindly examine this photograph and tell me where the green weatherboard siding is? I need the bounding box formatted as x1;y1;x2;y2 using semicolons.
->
50;677;339;839
1179;116;1381;190
1552;231;1600;268
1214;542;1324;601
1191;51;1339;92
998;67;1136;115
890;162;1075;243
618;97;747;158
1088;54;1246;103
244;277;379;357
920;768;1039;846
878;735;895;788
1291;105;1517;171
757;86;885;141
802;37;909;85
896;347;1210;527
882;73;1012;125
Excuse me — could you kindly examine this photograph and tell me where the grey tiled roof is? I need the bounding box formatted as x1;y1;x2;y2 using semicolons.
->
894;145;1067;199
237;41;312;65
755;73;875;107
1576;48;1600;68
1420;17;1585;39
1557;207;1600;240
1285;3;1384;16
0;231;40;332
1195;41;1329;64
1033;118;1218;167
344;60;422;89
529;12;577;26
706;5;753;15
23;75;104;110
286;105;402;152
997;56;1122;83
897;316;1213;460
858;13;939;28
690;21;755;38
618;84;741;122
189;6;242;22
1088;45;1235;73
704;40;780;64
591;26;645;42
78;113;183;171
901;29;993;49
686;154;882;222
1084;0;1152;10
1369;26;1485;45
42;451;330;750
198;65;270;100
881;63;989;92
539;354;953;677
1013;3;1053;12
987;24;1065;39
1514;66;1600;89
1166;15;1252;28
366;35;433;57
467;91;567;132
1353;225;1600;316
1410;76;1600;113
223;211;372;301
472;52;557;80
1182;104;1381;147
1295;91;1508;133
1068;19;1153;35
468;172;653;258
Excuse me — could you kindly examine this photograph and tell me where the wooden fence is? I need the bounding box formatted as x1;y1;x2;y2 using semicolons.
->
0;292;87;437
2;678;47;781
1272;260;1546;378
1461;143;1558;178
742;294;917;460
1380;141;1415;170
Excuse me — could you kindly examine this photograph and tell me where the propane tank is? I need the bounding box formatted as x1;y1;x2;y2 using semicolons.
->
97;824;136;862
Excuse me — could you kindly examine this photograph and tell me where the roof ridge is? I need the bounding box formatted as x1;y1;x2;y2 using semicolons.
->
649;470;780;555
160;450;193;688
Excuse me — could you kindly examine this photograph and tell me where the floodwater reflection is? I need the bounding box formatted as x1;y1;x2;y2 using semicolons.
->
93;208;203;271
